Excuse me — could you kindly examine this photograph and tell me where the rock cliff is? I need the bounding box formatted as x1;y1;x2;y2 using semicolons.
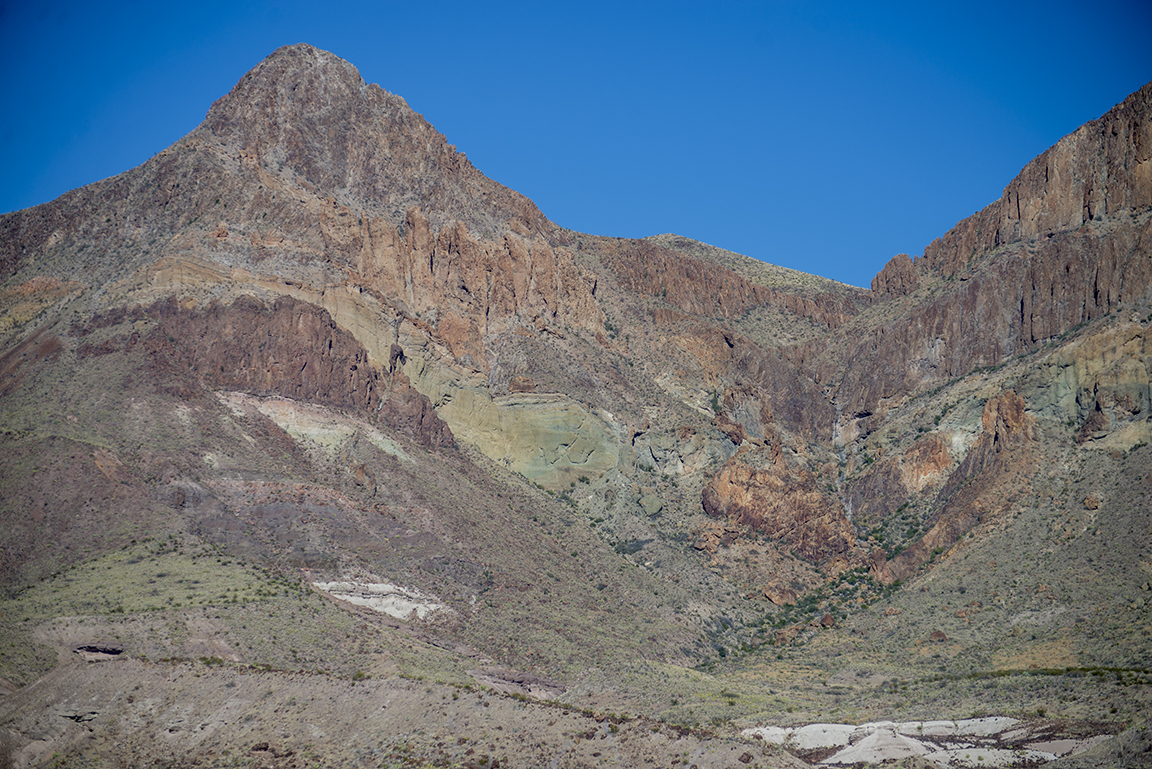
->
921;82;1152;278
831;83;1152;423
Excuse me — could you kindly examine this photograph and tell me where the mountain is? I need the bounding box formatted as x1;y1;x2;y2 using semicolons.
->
0;44;1149;768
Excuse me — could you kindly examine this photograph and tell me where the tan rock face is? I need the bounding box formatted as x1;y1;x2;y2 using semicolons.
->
845;434;953;527
884;391;1037;583
1020;319;1151;448
702;446;855;563
762;584;798;606
354;208;602;360
901;434;953;490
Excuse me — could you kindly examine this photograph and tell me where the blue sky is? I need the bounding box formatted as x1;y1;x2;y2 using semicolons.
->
2;1;1150;287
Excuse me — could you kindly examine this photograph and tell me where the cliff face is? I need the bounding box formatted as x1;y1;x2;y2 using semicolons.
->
882;391;1038;584
921;82;1152;278
830;206;1152;426
836;84;1152;420
870;253;919;297
74;295;454;448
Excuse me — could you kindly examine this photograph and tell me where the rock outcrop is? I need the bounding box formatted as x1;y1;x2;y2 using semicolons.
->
920;82;1152;277
836;84;1152;422
1019;318;1152;448
596;235;862;328
702;445;855;563
204;43;557;240
831;215;1152;422
844;434;953;527
353;207;602;359
595;237;773;319
675;324;834;443
871;253;920;297
76;295;454;448
883;391;1038;583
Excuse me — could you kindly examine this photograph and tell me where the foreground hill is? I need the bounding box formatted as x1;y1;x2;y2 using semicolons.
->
0;44;1149;767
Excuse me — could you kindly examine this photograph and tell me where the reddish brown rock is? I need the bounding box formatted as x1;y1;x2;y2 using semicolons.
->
762;584;798;607
355;209;603;353
921;82;1152;278
871;253;921;297
79;295;454;449
821;84;1152;420
595;237;771;319
596;235;863;328
675;325;833;442
702;446;855;563
845;434;953;527
884;391;1037;583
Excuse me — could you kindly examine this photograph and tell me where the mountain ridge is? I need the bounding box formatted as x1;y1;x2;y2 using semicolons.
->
1;44;1150;769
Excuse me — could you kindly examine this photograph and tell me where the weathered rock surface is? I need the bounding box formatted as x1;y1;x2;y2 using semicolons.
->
871;253;920;297
826;84;1152;425
1019;319;1152;448
845;434;953;526
76;295;454;448
597;235;862;328
671;325;834;443
883;391;1038;583
203;43;557;240
831;215;1152;423
702;444;855;563
921;82;1152;277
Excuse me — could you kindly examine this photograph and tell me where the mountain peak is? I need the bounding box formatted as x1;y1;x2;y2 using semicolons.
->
201;44;551;239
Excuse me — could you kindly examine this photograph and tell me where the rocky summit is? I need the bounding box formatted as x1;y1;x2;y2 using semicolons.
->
0;44;1150;768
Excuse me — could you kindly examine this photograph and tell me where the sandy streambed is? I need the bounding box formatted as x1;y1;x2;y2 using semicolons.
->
743;717;1112;766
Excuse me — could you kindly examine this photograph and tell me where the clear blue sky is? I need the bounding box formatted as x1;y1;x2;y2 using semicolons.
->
2;1;1150;287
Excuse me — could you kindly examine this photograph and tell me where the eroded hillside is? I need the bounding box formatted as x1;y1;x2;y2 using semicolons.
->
0;44;1149;768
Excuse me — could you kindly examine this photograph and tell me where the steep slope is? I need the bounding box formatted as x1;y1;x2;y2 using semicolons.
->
1;44;1150;768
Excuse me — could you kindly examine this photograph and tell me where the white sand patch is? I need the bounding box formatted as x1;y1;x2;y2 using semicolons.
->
897;720;966;736
790;723;856;750
824;728;930;764
743;715;1106;767
312;580;447;620
743;726;790;745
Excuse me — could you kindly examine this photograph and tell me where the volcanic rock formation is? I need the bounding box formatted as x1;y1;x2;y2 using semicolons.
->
1;44;1150;768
